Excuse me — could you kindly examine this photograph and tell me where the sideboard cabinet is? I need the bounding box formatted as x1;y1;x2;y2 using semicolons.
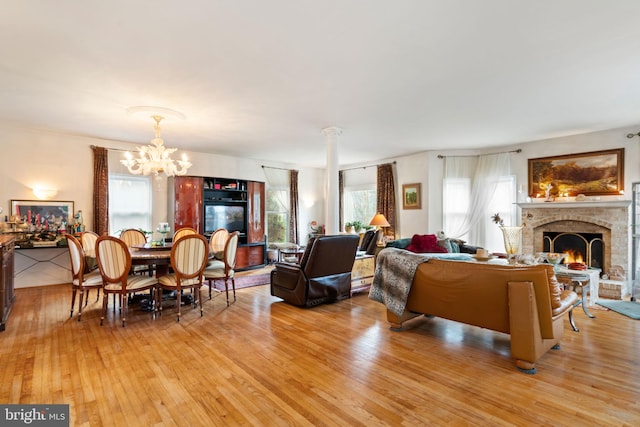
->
1;235;16;331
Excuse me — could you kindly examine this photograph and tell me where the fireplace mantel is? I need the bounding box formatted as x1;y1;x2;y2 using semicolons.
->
518;199;632;299
517;200;631;209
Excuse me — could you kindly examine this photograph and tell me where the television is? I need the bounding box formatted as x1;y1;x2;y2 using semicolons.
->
204;204;246;235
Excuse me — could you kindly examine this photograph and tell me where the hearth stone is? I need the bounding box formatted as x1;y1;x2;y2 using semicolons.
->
600;280;627;300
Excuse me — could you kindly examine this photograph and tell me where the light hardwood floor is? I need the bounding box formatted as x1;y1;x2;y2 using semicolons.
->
1;284;639;426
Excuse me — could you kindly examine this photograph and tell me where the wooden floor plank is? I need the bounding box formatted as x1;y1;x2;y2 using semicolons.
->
1;284;639;426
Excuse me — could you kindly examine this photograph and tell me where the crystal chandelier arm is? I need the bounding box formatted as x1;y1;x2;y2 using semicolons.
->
121;158;144;175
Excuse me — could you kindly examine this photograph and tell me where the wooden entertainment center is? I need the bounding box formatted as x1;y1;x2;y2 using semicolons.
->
168;176;266;270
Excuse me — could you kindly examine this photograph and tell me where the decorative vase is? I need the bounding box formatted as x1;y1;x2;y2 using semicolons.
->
500;226;523;262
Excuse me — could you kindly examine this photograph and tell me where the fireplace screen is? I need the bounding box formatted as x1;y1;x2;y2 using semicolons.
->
543;232;604;269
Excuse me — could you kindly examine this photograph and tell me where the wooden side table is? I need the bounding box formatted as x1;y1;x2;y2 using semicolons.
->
279;248;304;263
351;254;375;295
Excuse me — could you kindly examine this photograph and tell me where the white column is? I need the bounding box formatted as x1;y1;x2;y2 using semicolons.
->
321;127;342;235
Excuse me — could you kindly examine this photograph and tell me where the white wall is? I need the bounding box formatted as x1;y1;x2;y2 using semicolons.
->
390;124;640;240
2;122;638;246
0;123;324;237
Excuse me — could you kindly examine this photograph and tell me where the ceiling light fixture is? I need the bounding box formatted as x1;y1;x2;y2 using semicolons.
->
121;115;192;176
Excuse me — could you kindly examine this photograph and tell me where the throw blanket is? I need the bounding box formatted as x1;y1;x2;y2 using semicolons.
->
369;248;473;316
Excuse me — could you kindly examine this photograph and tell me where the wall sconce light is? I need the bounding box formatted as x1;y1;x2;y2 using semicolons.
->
32;187;58;200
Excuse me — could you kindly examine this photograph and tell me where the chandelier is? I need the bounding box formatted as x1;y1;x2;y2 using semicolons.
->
121;115;192;176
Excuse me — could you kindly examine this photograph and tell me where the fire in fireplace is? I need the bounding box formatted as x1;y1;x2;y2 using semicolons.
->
543;232;604;269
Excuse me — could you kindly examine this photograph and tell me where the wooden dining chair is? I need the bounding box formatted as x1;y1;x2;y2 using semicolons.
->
119;228;147;246
156;234;209;321
67;234;103;321
81;230;99;273
203;231;239;306
119;228;152;275
95;235;158;327
208;228;229;261
172;227;197;242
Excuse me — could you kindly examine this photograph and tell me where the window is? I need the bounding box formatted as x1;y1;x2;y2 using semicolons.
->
108;174;152;236
266;188;289;243
343;185;376;228
484;176;517;253
443;177;471;242
443;153;514;251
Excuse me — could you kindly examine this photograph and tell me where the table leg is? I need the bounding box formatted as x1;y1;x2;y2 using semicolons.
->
579;285;596;318
568;307;579;332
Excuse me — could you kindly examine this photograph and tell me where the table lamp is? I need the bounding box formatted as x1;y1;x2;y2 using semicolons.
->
369;213;390;246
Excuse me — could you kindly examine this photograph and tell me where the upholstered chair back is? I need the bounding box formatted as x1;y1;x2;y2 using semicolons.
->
171;234;208;281
224;232;239;271
96;236;131;283
173;227;197;243
119;229;146;247
209;228;230;258
67;234;84;278
81;231;99;257
303;234;360;278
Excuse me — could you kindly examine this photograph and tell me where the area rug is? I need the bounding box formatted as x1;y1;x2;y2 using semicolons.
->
596;300;640;320
210;272;271;291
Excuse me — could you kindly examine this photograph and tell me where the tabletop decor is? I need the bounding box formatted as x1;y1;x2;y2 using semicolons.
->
10;199;74;230
492;213;524;263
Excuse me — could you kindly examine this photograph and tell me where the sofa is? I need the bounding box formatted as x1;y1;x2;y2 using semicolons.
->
270;234;360;307
386;233;483;255
369;248;579;373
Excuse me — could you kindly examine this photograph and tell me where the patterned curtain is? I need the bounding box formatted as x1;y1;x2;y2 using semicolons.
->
376;163;396;238
92;146;109;235
338;170;344;233
289;169;299;244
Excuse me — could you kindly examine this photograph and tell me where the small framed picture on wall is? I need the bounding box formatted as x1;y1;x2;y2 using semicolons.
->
402;183;421;209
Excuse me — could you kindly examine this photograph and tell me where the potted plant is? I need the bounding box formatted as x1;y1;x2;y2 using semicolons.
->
345;222;354;234
352;220;364;233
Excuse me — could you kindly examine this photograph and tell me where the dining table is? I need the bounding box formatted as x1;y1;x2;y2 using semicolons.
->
129;243;173;277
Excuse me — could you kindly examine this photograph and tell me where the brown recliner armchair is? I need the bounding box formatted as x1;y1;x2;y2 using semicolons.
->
270;234;360;307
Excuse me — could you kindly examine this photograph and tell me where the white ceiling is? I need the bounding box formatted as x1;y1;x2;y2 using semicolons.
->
2;1;640;168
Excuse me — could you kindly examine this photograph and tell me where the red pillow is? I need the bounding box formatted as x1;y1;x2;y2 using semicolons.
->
406;234;448;253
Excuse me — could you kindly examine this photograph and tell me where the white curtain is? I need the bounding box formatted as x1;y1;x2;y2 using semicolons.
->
443;153;512;245
263;167;290;212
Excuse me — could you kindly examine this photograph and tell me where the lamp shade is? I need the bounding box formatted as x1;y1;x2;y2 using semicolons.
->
369;213;390;227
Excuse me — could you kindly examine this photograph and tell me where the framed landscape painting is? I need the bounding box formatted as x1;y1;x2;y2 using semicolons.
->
528;148;624;198
10;200;74;224
402;183;421;209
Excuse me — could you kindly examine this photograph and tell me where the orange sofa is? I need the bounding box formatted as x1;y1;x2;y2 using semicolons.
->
371;250;579;373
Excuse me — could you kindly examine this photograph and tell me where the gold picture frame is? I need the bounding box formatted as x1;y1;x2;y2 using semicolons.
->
528;148;624;198
402;183;421;209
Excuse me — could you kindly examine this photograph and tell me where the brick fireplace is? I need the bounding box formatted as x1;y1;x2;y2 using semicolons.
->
518;200;632;299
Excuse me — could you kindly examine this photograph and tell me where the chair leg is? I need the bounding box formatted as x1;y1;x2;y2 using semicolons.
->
100;292;108;326
199;287;203;317
78;289;85;321
155;286;161;315
121;293;127;327
224;279;229;307
70;287;78;318
176;289;181;322
231;278;236;304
